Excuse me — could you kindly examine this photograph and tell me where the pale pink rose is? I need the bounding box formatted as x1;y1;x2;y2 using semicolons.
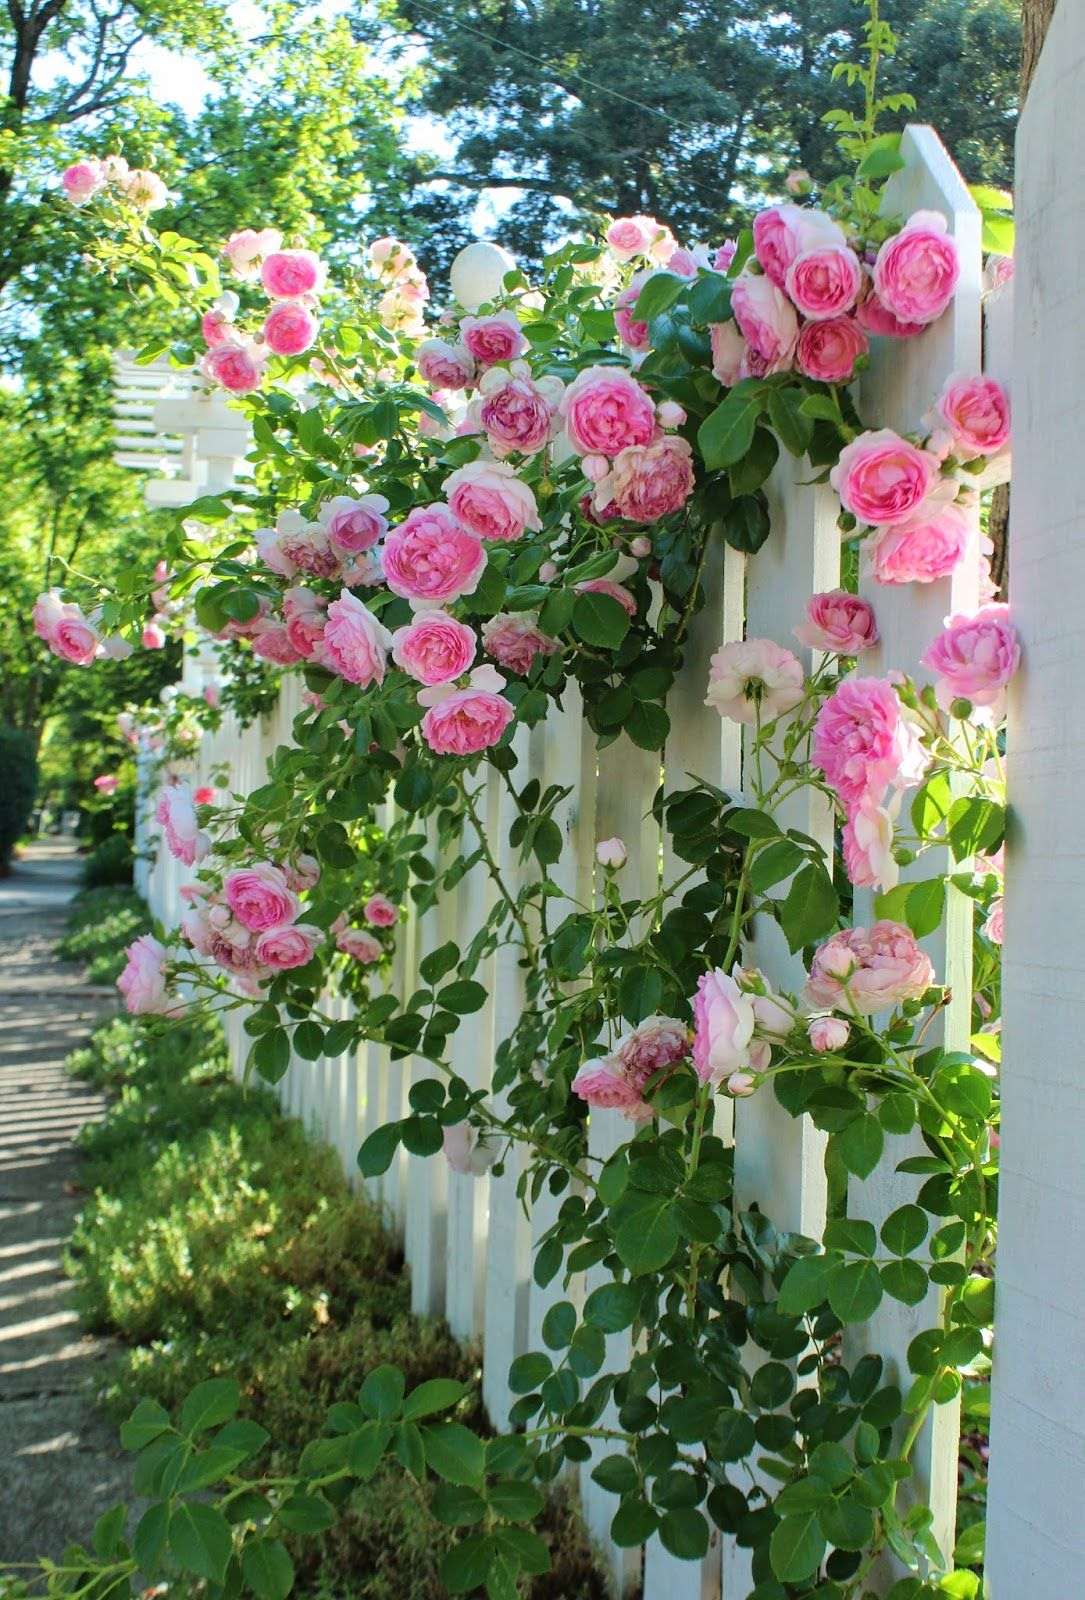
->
866;503;971;585
418;669;515;756
656;400;686;429
480;611;559;675
202;303;236;346
804;922;935;1014
813;677;926;810
933;375;1011;459
560;366;656;457
392;611;477;685
725;1071;759;1097
710;320;746;385
282;587;327;658
122;169;168;210
284;854;320;892
605;215;655;262
576;576;637;616
478;369;558;456
225;862;300;932
383;506;486;607
32;589;65;643
752;204;845;288
263;301;318;356
841;801;899;892
582;453;610;483
318;588;392;686
368;236;416;277
602;436;694;525
443;460;541;542
984;255;1014;293
255;923;321;970
193;787;216;806
692;969;757;1084
794;590;878;654
630;535;652;558
596;837;627;869
224;227;283;280
202;337;265;394
442;1121;498;1175
417;338;475;390
713;241;738;272
873;210;960;326
785;245;862;320
364;894;397;927
985;897;1004;946
34;592;101;665
614;275;651;350
261;248;325;300
920;603;1020;715
249;622;303;665
666;246;700;277
93;775;118;795
705;639;804;725
460;311;526;365
337;928;383;963
61;159;104;203
571;1057;652;1121
830;429;939;526
796;316;868;383
616;1016;689;1089
317;493;389;554
157;784;209;867
117;935;173;1015
731;275;799;372
808;1015;850;1052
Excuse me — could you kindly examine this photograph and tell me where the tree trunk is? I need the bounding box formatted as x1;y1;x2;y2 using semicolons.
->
1021;0;1058;102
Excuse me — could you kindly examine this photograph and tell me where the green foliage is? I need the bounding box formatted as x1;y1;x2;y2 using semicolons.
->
80;832;135;889
56;884;150;981
0;724;37;867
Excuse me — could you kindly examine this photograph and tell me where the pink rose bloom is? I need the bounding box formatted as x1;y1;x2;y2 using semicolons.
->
419;667;515;756
841;801;899;892
705;639;804;725
481;611;559;675
284;854;321;892
596;837;627;869
985;897;1004;946
460;312;526;365
796;316;868;383
710;320;746;385
382;506;486;607
808;1016;850;1052
194;787;216;806
364;894;397;927
692;969;757;1085
571;1057;652;1121
478;369;558;457
417;338;475;390
985;254;1014;293
804;922;935;1014
224;227;283;280
560;366;656;457
141;622;166;650
263;301;318;356
813;677;927;810
873;210;960;326
93;775;119;795
255;923;322;970
261;248;325;300
61;159;103;203
666;247;700;278
605;216;655;262
251;623;303;665
443;460;541;543
752;204;844;288
34;591;101;665
614;275;651;350
442;1122;498;1175
855;286;926;339
713;241;738;272
202;337;265;395
282;587;327;658
830;429;939;526
920;603;1020;716
866;503;971;585
603;436;695;525
794;590;878;654
117;934;172;1015
368;236;416;277
318;588;392;686
121;169;168;210
576;577;637;616
616;1015;689;1090
337;928;383;964
392;611;477;685
317;493;389;554
933;375;1011;459
157;783;209;867
785;245;862;320
225;862;300;932
731;275;799;372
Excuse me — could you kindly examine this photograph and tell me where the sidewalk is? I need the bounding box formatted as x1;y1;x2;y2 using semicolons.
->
0;842;133;1564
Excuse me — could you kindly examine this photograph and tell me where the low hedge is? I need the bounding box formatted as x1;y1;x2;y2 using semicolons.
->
0;724;37;870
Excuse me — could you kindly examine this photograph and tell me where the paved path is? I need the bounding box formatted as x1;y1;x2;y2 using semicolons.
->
0;842;133;1566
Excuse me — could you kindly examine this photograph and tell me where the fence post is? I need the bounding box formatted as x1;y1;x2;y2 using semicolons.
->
987;6;1085;1592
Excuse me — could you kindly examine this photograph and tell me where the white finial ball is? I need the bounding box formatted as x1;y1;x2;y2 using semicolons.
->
449;241;517;311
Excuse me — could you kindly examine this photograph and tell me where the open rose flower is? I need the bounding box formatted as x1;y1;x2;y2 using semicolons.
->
477;367;559;456
855;286;926;339
813;677;927;810
785;245;862;320
601;436;695;524
705;639;804;725
417;338;475;390
460;311;526;365
614;275;651;350
255;922;322;970
804;922;935;1014
261;248;325;300
752;204;845;287
572;1058;653;1121
443;460;540;542
117;934;174;1015
920;603;1020;717
156;783;209;866
33;591;101;665
282;587;327;658
985;898;1004;946
731;275;798;372
794;591;878;655
796;316;868;383
865;503;971;585
692;969;757;1084
418;666;515;755
263;301;318;356
560;366;656;457
317;493;389;555
605;214;670;263
225;862;300;932
62;159;104;203
392;611;477;685
250;623;303;665
202;336;266;395
383;506;486;608
932;375;1011;459
317;589;392;686
481;612;559;675
337;928;383;963
841;800;899;892
364;894;397;927
873;210;960;326
442;1121;498;1175
224;227;283;280
830;429;940;526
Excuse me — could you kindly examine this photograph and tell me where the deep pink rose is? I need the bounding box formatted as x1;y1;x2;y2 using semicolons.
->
705;639;804;724
201;306;234;347
796;316;868;383
603;436;694;524
255;922;321;970
752;204;844;287
62;160;103;203
117;934;173;1015
785;245;862;320
481;612;559;675
94;774;119;795
202;338;266;394
337;928;383;964
866;503;971;585
560;366;656;457
263;301;318;356
318;588;392;685
317;493;389;554
419;670;515;755
933;375;1011;459
920;603;1020;715
194;787;216;806
713;241;738;272
282;587;327;658
478;370;557;456
873;210;960;326
812;677;927;810
250;622;304;665
382;506;486;607
614;276;651;350
460;312;526;365
417;338;475;390
616;1015;689;1090
830;429;939;526
261;248;325;300
576;577;637;616
364;894;397;927
692;970;757;1084
392;611;477;685
794;590;878;654
225;862;300;932
856;275;926;338
731;275;798;372
804;922;935;1014
443;460;540;542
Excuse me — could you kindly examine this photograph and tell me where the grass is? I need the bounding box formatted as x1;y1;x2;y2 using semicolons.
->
56;885;151;983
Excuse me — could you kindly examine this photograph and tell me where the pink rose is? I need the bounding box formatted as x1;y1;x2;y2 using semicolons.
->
282;587;327;658
419;668;515;756
157;783;209;867
121;169;168;210
855;286;926;339
808;1016;850;1052
443;460;541;543
364;894;397;927
873;210;960;326
571;1058;652;1121
202;337;265;395
392;611;477;685
417;338;475;390
713;241;738;272
225;862;300;932
796;316;868;383
812;677;927;810
201;305;235;347
596;837;627;869
731;275;799;372
284;854;321;892
34;591;101;665
866;503;971;585
250;623;303;665
141;622;166;650
203;682;220;709
794;590;878;654
478;369;558;456
933;375;1011;459
985;898;1004;946
560;366;656;457
460;312;526;365
576;577;637;616
481;611;559;675
94;774;119;795
705;638;804;725
442;1122;498;1175
602;436;694;524
117;934;173;1015
841;801;899;892
255;923;322;970
710;320;746;385
804;922;935;1014
194;787;216;806
382;506;486;607
785;245;862;320
337;928;383;963
920;603;1020;716
605;216;656;262
752;204;844;288
369;236;416;277
614;276;651;350
318;588;392;686
617;1015;689;1088
62;159;103;203
224;227;283;280
830;429;939;526
260;248;325;300
263;301;318;356
317;494;389;554
692;969;757;1084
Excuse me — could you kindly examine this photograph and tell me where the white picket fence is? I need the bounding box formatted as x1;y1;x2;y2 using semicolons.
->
137;123;1037;1597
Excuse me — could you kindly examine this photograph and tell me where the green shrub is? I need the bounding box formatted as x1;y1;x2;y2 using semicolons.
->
81;831;134;887
0;725;37;870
